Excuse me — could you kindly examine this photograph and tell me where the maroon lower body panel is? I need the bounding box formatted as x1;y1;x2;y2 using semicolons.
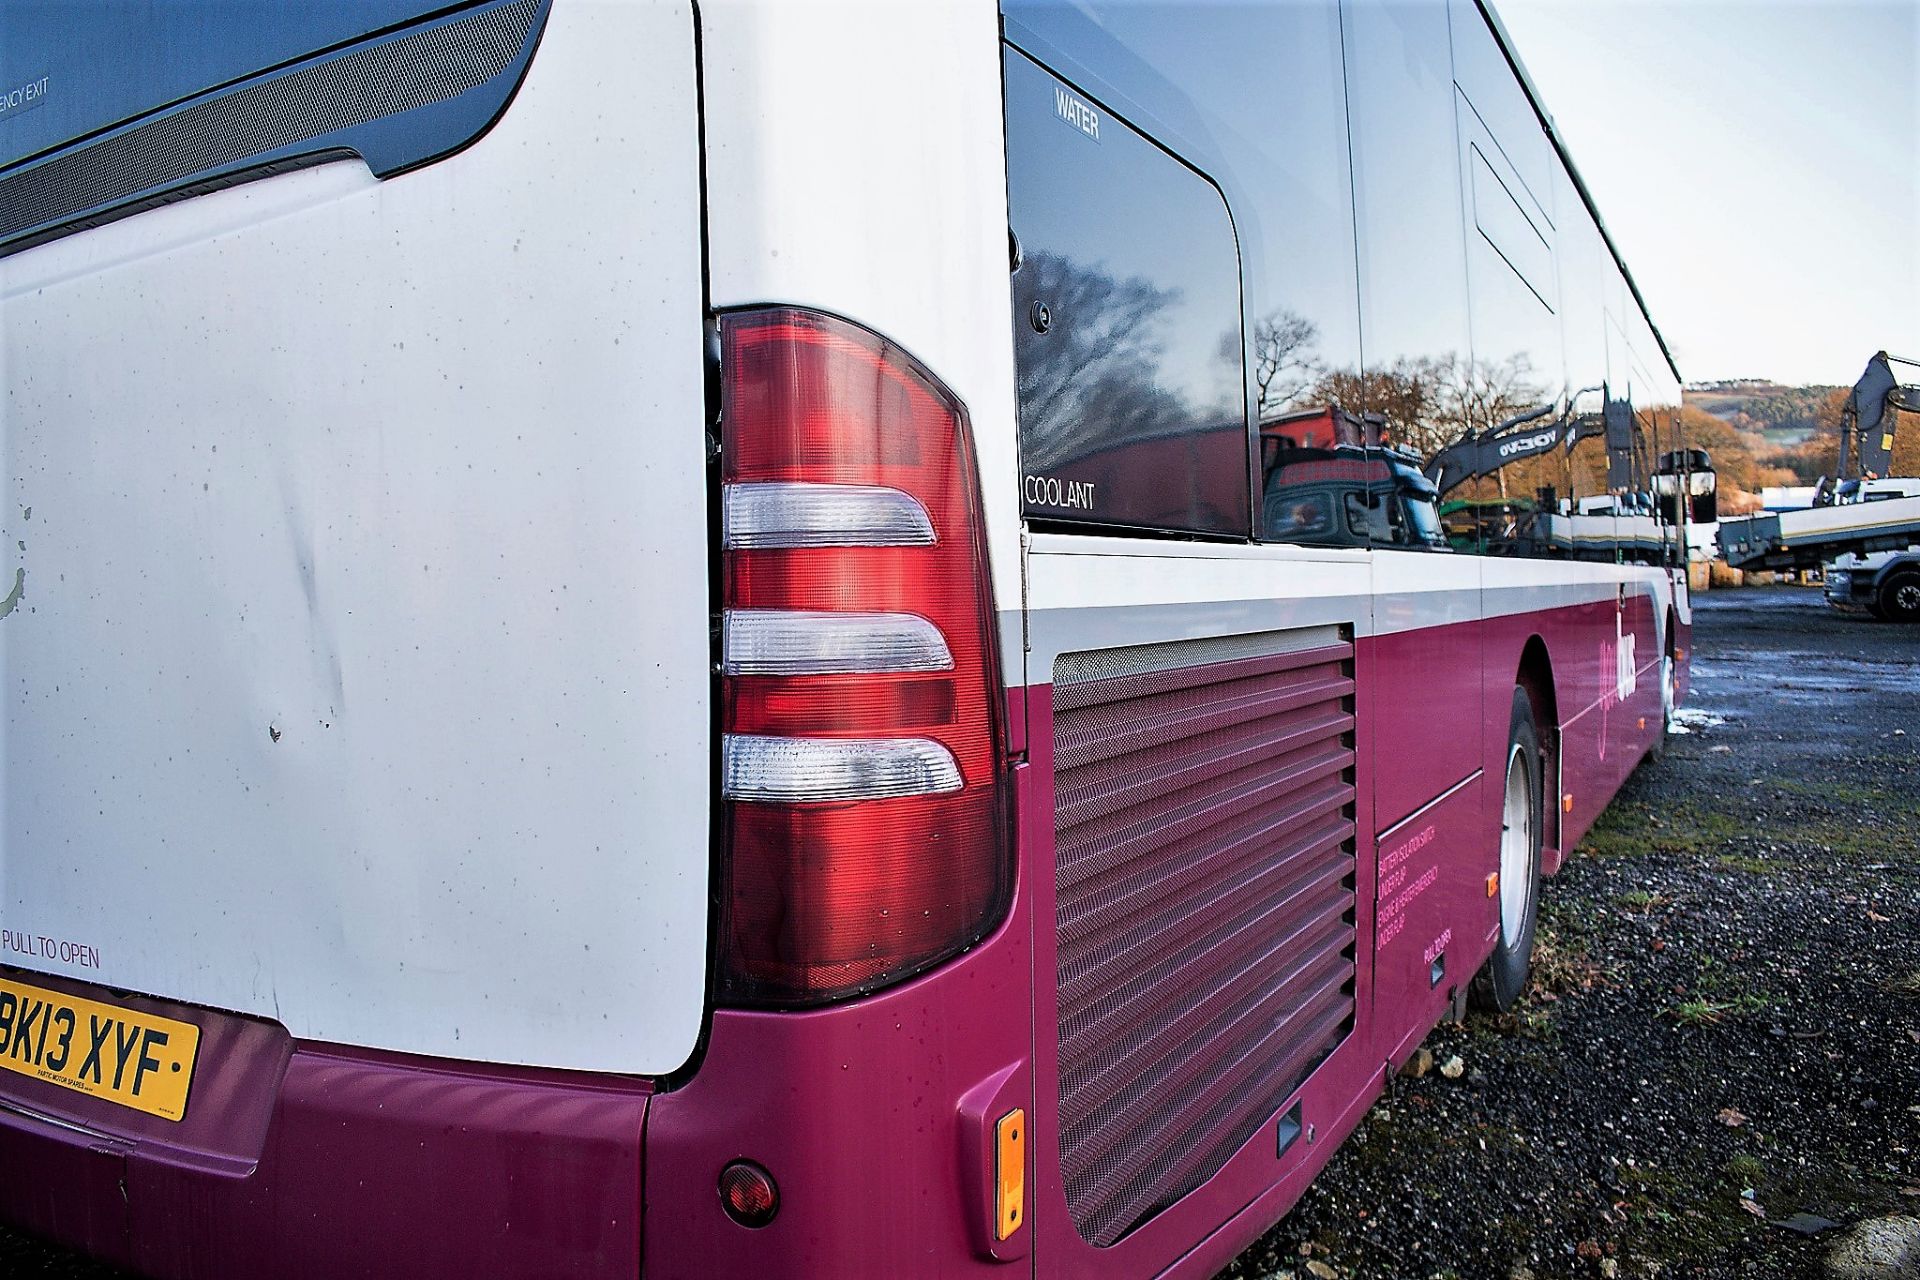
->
640;764;1041;1280
1050;635;1359;1248
2;600;1679;1280
0;971;649;1280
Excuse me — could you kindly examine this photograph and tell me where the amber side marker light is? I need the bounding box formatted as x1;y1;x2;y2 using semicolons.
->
1563;793;1574;814
1485;871;1500;898
719;1160;779;1229
995;1108;1025;1240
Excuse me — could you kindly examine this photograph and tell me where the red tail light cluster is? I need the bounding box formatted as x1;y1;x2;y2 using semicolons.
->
717;308;1009;1006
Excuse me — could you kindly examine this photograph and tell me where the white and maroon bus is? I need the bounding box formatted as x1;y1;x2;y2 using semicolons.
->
0;1;1695;1276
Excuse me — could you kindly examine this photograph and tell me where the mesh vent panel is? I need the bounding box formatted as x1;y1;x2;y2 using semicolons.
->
0;0;541;248
1053;633;1358;1247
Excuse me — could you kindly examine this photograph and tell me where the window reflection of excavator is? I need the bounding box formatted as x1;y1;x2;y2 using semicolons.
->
1421;392;1714;565
1718;351;1920;571
1257;399;1712;563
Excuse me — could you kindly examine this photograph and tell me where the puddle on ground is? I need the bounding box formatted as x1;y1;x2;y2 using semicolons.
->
1692;653;1920;696
1668;707;1727;735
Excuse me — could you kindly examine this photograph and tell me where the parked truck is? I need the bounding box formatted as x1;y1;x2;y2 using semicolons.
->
1826;548;1920;621
1819;479;1920;620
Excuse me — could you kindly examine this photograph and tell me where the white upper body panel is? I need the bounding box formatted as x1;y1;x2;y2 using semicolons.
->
699;0;1025;677
1;0;713;1074
1024;533;1674;671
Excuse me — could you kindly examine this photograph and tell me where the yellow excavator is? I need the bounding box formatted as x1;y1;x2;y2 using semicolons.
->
1827;350;1919;491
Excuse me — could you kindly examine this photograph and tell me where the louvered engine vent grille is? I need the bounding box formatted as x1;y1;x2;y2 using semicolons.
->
1052;630;1359;1248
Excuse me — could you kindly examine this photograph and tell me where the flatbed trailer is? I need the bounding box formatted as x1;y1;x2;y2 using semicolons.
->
1718;496;1920;570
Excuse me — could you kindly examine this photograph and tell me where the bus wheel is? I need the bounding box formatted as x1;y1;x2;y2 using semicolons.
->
1877;571;1920;622
1473;687;1543;1012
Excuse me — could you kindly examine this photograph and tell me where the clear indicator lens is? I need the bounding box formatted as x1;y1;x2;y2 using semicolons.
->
723;733;963;803
724;609;953;676
723;481;936;549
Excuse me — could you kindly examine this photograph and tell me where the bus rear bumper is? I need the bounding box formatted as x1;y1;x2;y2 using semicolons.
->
0;982;649;1280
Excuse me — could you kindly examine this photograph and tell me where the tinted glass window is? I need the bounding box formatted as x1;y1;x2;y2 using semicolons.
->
0;1;460;167
1469;142;1555;310
1260;411;1374;549
1458;89;1561;427
1341;0;1472;463
1005;46;1248;535
1556;163;1607;404
1003;0;1363;541
1447;0;1553;217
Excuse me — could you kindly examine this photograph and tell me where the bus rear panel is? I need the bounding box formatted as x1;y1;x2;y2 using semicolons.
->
0;1;1690;1276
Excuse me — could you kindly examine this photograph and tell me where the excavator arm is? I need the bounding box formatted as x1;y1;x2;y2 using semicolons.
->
1840;350;1920;479
1423;385;1644;501
1424;403;1560;497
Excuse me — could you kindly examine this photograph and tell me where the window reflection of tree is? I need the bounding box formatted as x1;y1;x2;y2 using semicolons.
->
1317;353;1546;461
1244;308;1559;544
1242;308;1550;462
1235;311;1323;426
1015;252;1203;473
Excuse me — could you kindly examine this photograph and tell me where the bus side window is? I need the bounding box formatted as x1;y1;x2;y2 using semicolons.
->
1004;47;1248;538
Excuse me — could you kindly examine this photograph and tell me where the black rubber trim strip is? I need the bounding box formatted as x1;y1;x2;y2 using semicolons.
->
0;151;357;260
0;0;541;256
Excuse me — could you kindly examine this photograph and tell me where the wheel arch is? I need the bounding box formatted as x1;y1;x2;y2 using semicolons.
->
1515;634;1561;869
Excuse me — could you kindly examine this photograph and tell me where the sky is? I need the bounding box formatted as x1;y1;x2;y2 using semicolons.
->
1499;0;1920;387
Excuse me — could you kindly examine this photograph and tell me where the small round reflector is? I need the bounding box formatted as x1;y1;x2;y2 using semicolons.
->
718;1160;779;1228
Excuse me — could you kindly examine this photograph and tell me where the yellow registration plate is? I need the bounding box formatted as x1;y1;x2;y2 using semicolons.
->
0;976;200;1121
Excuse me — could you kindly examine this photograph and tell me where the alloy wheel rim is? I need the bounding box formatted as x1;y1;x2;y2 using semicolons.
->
1499;743;1533;945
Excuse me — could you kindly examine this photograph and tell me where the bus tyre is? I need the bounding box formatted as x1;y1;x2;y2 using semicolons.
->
1877;571;1920;623
1473;687;1544;1013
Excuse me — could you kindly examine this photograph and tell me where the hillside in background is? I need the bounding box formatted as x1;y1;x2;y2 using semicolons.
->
1681;379;1918;492
1683;380;1841;446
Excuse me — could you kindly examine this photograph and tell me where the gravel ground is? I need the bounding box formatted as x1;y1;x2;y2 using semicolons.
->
4;586;1916;1279
1222;585;1920;1280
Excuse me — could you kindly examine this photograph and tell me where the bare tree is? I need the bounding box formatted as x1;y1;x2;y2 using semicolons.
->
1443;352;1543;441
1306;352;1552;496
1238;310;1323;425
1013;252;1187;471
1312;354;1458;457
1439;353;1546;498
